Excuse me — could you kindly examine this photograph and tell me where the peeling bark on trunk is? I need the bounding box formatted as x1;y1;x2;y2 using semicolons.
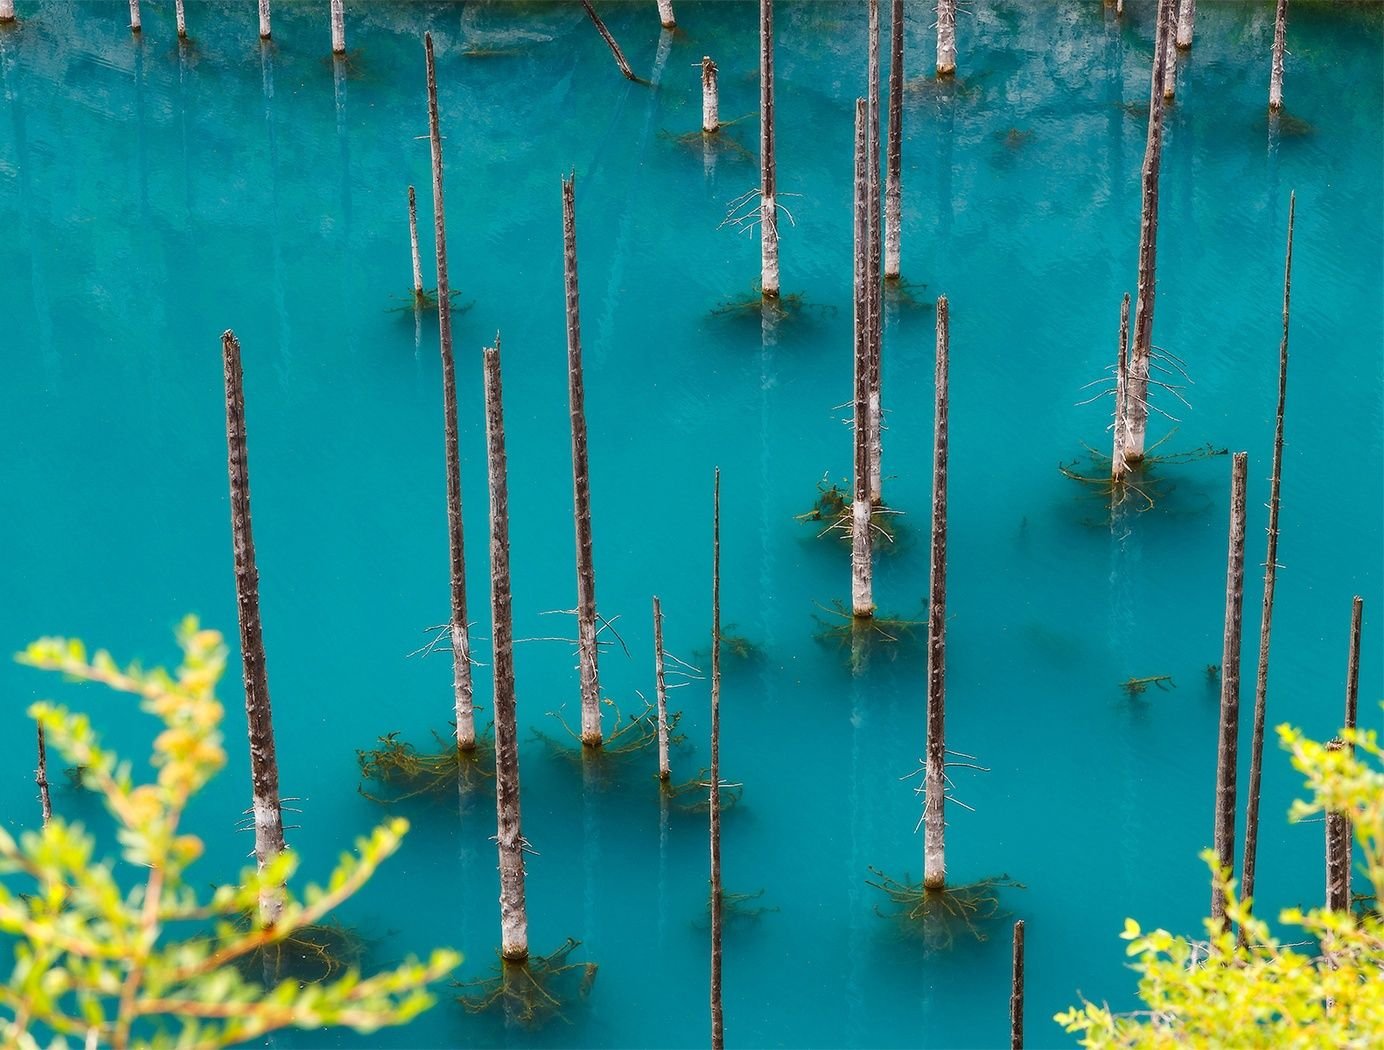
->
936;0;956;76
408;185;424;299
1269;0;1288;112
129;0;140;33
709;469;725;1050
221;330;287;925
1176;0;1195;49
653;595;671;781
563;174;603;748
425;34;477;753
657;0;675;30
1010;919;1025;1050
1125;0;1173;463
259;0;271;40
702;57;719;134
582;0;639;83
331;0;346;55
1238;194;1294;937
483;340;529;963
923;296;950;892
884;0;903;280
851;99;873;620
866;0;883;505
760;0;780;298
35;725;51;827
1211;451;1248;928
1111;293;1132;483
175;0;186;38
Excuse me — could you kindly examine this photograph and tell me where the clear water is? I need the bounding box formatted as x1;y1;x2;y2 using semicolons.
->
1;2;1380;1047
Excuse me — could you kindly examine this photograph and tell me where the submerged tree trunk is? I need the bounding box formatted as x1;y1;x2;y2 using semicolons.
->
760;0;780;298
923;296;950;892
35;726;51;827
1111;293;1132;483
563;174;603;748
884;0;904;280
657;0;675;30
1238;193;1294;937
1125;0;1173;464
331;0;346;55
1176;0;1195;49
709;469;725;1050
582;0;639;83
259;0;271;40
1010;919;1025;1050
1211;451;1248;928
936;0;956;76
702;57;720;134
851;99;873;620
1269;0;1288;112
425;33;477;753
221;330;288;924
483;339;529;963
408;185;424;300
866;0;883;505
653;596;671;781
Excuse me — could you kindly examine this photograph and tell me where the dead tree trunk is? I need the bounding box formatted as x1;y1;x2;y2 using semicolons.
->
657;0;675;30
221;330;287;924
563;174;603;748
654;595;671;781
408;185;424;301
582;0;639;83
709;468;725;1050
866;0;884;505
1010;919;1025;1050
35;725;51;827
1238;193;1294;936
259;0;271;40
483;339;530;963
129;0;140;33
884;0;904;280
331;0;346;55
1125;0;1173;464
425;33;477;753
936;0;956;76
1176;0;1195;49
760;0;780;298
923;296;950;892
1269;0;1288;112
175;0;186;38
0;2;14;25
1111;293;1132;482
702;57;720;133
1162;25;1177;101
1211;451;1248;928
1326;597;1365;913
851;99;874;620
1345;595;1363;742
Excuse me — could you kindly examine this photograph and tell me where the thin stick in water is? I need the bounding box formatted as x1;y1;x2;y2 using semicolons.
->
710;468;725;1050
582;0;640;83
1211;451;1248;928
923;296;950;892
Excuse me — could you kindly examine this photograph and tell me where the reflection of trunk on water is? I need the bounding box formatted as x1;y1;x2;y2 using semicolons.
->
261;44;292;385
334;58;352;234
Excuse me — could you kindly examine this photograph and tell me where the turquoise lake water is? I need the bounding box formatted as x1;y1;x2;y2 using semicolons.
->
1;1;1381;1046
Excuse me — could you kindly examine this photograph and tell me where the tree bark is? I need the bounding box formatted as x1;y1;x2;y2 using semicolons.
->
1111;293;1132;483
866;0;884;504
760;0;780;298
709;469;725;1050
1125;0;1173;463
1325;740;1351;912
657;0;675;30
563;174;603;748
408;185;424;299
653;595;671;781
425;33;477;753
701;57;719;134
1211;451;1248;928
129;0;140;33
331;0;346;55
483;339;529;963
221;330;287;924
851;98;873;620
582;0;639;83
936;0;956;76
1269;0;1288;112
259;0;271;40
1175;0;1195;49
1010;919;1025;1050
35;725;51;827
884;0;904;280
1238;193;1294;937
923;296;950;892
175;0;186;38
1345;595;1362;750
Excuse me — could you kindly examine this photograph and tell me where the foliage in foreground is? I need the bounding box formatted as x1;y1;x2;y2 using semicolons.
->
0;618;459;1049
1056;723;1384;1048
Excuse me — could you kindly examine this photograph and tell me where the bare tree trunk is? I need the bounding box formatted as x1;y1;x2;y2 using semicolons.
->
1162;24;1177;101
884;0;903;280
657;0;675;30
866;0;883;505
221;330;287;924
936;0;956;76
760;0;780;298
702;57;720;134
482;339;529;963
1325;597;1365;913
653;595;671;781
1211;451;1248;928
709;468;725;1050
1345;595;1362;750
175;0;186;38
408;185;424;300
0;2;14;25
1269;0;1288;112
1238;193;1294;938
851;99;873;620
129;0;140;33
1176;0;1195;49
1111;293;1132;483
35;725;51;827
923;296;950;892
1116;0;1124;16
331;0;346;55
259;0;271;40
582;0;639;82
563;174;603;748
1125;0;1173;463
425;34;477;753
1010;919;1025;1050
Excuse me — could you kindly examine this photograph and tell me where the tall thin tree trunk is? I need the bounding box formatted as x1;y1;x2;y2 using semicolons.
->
936;0;956;76
259;0;271;40
331;0;346;55
702;57;720;133
923;296;950;892
175;0;186;38
884;0;904;280
653;596;671;781
35;726;51;827
1326;596;1365;912
129;0;140;33
851;99;873;620
1211;451;1248;928
1125;0;1173;463
1010;919;1025;1050
1175;0;1195;49
760;0;780;298
221;330;287;924
425;33;477;753
483;339;529;963
408;185;424;300
582;0;639;83
709;469;725;1050
1111;293;1132;483
1269;0;1288;112
563;174;603;748
866;0;884;504
1344;596;1363;741
1238;193;1294;938
657;0;675;30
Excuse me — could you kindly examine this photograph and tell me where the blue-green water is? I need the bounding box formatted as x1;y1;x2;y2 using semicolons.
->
1;2;1380;1046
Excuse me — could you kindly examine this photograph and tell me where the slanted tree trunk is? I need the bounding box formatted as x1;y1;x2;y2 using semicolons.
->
653;596;671;781
1238;193;1294;938
1211;451;1248;928
1269;0;1288;112
702;57;720;134
884;0;904;280
936;0;956;76
482;339;529;963
1111;293;1132;483
657;0;675;30
760;0;780;298
709;468;725;1050
129;0;140;33
35;726;51;827
407;185;424;301
259;0;271;40
331;0;346;55
221;330;288;924
851;99;873;620
425;33;477;753
1010;919;1025;1050
866;0;884;504
562;174;603;748
175;0;186;38
1176;0;1195;49
923;296;950;892
1124;0;1173;464
582;0;639;82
